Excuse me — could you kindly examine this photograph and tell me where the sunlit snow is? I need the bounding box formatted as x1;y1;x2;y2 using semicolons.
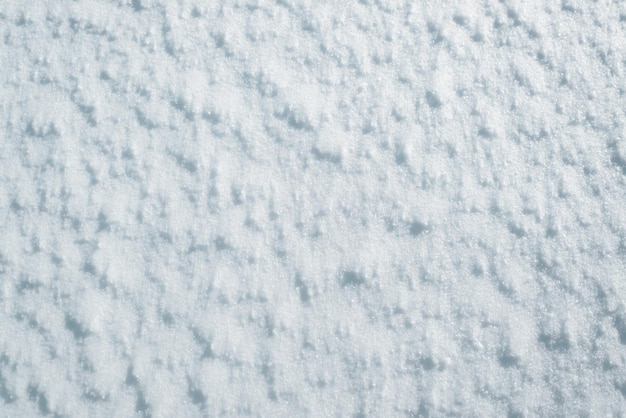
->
1;1;626;416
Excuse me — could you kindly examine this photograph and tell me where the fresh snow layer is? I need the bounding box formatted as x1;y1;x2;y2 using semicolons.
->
1;0;626;416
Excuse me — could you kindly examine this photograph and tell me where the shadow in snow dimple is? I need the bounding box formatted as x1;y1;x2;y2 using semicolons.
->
427;22;444;44
82;261;97;275
231;187;244;205
425;91;442;109
212;32;226;50
608;141;626;175
190;327;214;360
538;332;570;352
135;389;150;416
10;200;23;213
17;279;41;294
50;253;62;266
171;153;197;174
170;98;195;121
261;362;274;385
99;70;112;81
122;148;134;160
311;146;341;165
186;243;208;255
97;212;111;233
126;367;151;417
131;0;143;12
507;8;521;26
78;104;96;127
498;350;519;368
159;231;173;244
27;385;50;416
561;2;578;13
294;274;311;303
472;31;484;43
470;264;484;277
535;252;555;276
191;7;202;18
263;314;275;338
134;108;157;130
341;271;365;288
613;315;626;345
85;164;99;186
453;14;468;26
394;144;408;165
202;110;221;125
163;28;177;58
160;310;174;326
65;314;90;341
66;215;82;231
214;236;232;251
25;121;59;138
275;105;312;131
261;361;277;401
420;357;436;371
545;227;558;238
409;221;428;237
83;388;107;403
0;373;16;404
252;72;278;98
507;222;526;238
187;378;207;410
508;410;525;418
97;274;110;291
188;387;206;407
478;126;495;139
68;17;81;32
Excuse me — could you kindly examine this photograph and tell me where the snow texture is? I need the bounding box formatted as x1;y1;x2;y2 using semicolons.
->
1;0;626;416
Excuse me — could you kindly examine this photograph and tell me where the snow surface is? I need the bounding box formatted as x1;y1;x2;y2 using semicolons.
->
1;0;626;416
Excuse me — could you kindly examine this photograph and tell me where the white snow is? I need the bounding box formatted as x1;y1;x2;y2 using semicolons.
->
1;0;626;416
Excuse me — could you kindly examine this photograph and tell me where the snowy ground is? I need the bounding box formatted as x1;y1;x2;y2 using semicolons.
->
1;0;626;416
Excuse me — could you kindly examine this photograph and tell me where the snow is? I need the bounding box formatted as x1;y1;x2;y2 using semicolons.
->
1;0;626;416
